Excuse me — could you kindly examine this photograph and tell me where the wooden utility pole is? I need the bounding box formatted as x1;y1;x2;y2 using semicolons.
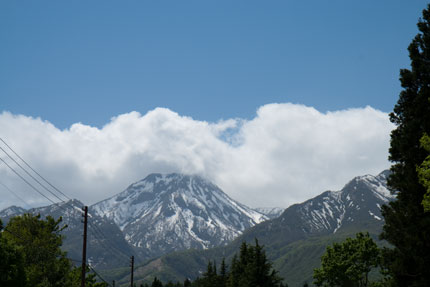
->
81;206;88;287
112;280;115;287
130;255;134;287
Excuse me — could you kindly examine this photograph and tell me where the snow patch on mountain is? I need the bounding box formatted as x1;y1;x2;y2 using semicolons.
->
92;173;268;258
295;170;394;235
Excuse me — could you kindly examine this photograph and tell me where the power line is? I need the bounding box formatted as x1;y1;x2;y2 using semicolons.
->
0;180;30;208
88;265;111;286
0;157;79;218
0;139;136;277
0;156;58;205
87;224;131;265
0;145;67;203
3;227;111;287
0;139;87;219
0;163;130;267
0;138;81;216
89;228;130;263
0;137;72;201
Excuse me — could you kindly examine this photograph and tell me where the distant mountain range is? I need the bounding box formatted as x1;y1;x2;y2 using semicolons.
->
1;173;274;267
109;170;394;287
0;170;395;286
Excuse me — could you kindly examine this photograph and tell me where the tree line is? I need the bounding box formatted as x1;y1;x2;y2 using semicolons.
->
137;240;286;287
0;213;285;287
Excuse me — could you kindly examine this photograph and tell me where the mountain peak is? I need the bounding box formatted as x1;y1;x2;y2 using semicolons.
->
340;170;394;203
92;172;267;258
0;205;27;219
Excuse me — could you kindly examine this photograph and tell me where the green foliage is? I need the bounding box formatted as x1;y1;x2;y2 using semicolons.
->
417;134;430;211
66;266;108;287
193;240;285;287
1;214;108;287
3;213;72;287
380;3;430;286
0;219;26;287
313;232;380;287
230;240;284;287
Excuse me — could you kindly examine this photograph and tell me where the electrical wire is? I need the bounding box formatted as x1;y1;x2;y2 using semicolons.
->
87;224;131;265
0;138;135;278
0;151;84;218
0;158;131;267
0;160;79;218
0;137;72;201
0;138;80;216
0;180;30;208
0;156;58;205
91;220;135;263
0;145;67;203
3;227;111;287
88;265;112;286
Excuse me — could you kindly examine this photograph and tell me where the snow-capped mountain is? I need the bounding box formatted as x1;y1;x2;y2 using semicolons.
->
0;205;27;221
296;169;394;234
255;207;285;219
92;173;267;258
240;170;395;245
121;170;397;286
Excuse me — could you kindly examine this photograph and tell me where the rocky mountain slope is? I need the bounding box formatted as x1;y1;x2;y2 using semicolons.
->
1;173;272;268
92;173;267;259
1;170;395;286
118;170;395;287
254;207;285;219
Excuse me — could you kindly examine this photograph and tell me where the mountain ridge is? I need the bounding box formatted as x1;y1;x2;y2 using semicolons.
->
92;173;268;258
118;170;394;287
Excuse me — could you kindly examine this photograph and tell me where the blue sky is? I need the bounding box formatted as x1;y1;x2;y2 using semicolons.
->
1;1;428;129
0;1;428;208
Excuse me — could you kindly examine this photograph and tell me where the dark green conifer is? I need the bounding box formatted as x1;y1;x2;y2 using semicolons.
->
219;258;228;287
151;277;163;287
380;3;430;286
183;278;191;287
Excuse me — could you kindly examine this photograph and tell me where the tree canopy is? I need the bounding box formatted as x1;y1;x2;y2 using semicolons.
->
1;214;107;287
417;134;430;211
0;219;26;286
313;232;380;287
380;3;430;286
2;214;72;287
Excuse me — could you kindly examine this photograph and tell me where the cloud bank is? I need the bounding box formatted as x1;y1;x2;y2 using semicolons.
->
0;104;394;210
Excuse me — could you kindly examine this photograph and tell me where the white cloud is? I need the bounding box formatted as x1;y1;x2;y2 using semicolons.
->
0;104;394;210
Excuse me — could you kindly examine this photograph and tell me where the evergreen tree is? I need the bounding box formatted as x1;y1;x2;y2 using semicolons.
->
219;258;228;287
227;255;240;287
380;4;430;286
151;277;163;287
227;240;284;287
195;260;219;287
